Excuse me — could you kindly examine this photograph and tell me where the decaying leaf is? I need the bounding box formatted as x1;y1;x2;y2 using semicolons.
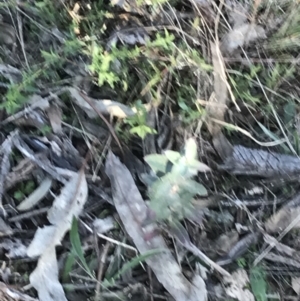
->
263;252;300;269
167;222;230;277
214;230;239;255
17;177;52;211
27;169;88;300
265;207;300;233
207;42;228;137
221;24;266;54
93;216;115;234
0;217;13;236
223;269;255;301
110;0;149;15
108;28;149;48
264;193;300;235
0;281;38;301
105;151;207;301
30;247;67;301
0;131;17;215
217;233;259;266
0;22;16;46
292;277;300;295
64;87;135;118
46;104;62;134
264;234;300;259
207;42;234;160
0;239;27;258
12;110;48;129
0;64;22;84
27;170;87;256
2;94;50;125
225;0;248;27
221;2;266;54
13;137;67;184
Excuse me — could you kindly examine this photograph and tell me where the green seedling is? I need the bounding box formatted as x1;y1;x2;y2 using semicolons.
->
144;138;210;226
14;180;36;201
124;100;157;139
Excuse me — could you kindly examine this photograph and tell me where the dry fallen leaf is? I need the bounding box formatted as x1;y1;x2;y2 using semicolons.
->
65;87;135;118
46;104;63;134
0;22;16;46
0;239;27;259
207;42;234;160
215;230;239;255
224;269;255;301
263;233;299;258
226;0;248;27
29;247;67;301
93;216;115;234
265;207;300;233
221;24;266;54
17;177;52;211
292;277;300;295
27;169;88;301
105;151;207;301
2;95;50;125
207;42;228;134
0;281;38;301
0;131;16;216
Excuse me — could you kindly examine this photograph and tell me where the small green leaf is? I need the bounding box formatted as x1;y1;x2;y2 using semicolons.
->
140;173;159;187
170;160;188;175
144;154;168;173
178;101;189;111
130;125;156;139
187;159;210;173
284;101;296;125
14;191;24;201
257;122;289;152
62;252;76;282
164;150;181;164
250;266;267;301
24;181;35;194
179;179;207;196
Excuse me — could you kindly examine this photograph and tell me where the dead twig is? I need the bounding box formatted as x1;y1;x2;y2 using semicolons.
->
94;241;111;301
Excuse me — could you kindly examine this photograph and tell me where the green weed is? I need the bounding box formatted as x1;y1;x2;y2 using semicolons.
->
144;138;209;225
250;266;267;301
13;180;36;201
124;100;157;139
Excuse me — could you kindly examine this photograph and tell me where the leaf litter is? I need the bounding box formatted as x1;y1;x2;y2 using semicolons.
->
1;0;300;300
27;169;88;301
105;151;208;301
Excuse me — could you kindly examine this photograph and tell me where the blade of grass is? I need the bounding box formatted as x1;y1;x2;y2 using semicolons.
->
70;217;94;279
102;248;166;288
257;122;290;152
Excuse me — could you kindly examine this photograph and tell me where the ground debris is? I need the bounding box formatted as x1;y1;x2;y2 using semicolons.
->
0;281;38;301
27;169;88;301
105;151;208;301
219;145;300;177
223;269;255;301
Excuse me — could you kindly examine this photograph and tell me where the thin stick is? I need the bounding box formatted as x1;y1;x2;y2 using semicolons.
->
95;241;111;301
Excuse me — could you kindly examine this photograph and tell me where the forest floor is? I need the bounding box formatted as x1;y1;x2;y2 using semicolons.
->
1;0;300;300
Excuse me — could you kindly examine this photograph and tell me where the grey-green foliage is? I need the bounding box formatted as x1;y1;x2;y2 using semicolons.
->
144;138;210;224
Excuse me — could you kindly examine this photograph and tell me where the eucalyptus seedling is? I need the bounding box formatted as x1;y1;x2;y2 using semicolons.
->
143;138;210;227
